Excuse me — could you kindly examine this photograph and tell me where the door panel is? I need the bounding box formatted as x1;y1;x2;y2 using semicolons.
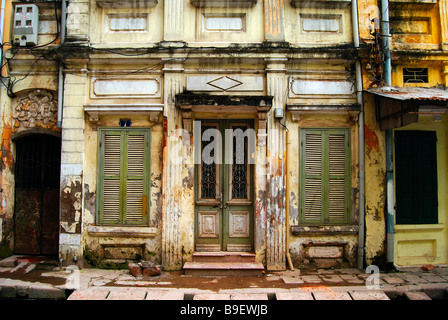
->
195;120;254;252
14;189;41;255
14;135;61;256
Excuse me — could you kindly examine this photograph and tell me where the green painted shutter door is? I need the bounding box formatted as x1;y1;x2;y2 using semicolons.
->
301;129;350;224
102;133;122;224
99;129;150;225
302;131;323;222
327;131;349;223
125;132;148;224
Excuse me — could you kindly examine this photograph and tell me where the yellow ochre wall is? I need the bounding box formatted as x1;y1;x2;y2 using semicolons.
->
394;116;448;266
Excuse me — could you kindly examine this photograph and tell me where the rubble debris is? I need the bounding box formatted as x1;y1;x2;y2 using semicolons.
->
422;264;435;271
128;261;161;277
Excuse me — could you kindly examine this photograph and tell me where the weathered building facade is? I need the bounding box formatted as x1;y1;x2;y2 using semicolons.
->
359;0;448;267
0;0;446;272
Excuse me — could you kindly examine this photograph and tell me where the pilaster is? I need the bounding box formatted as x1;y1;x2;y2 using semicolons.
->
59;64;87;267
265;57;288;270
440;0;448;51
66;0;90;42
263;0;285;41
164;0;184;41
161;60;185;270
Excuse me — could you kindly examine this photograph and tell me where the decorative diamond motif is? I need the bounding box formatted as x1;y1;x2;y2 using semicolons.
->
207;76;243;91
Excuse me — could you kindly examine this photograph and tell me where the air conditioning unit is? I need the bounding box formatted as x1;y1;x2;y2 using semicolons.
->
13;4;39;46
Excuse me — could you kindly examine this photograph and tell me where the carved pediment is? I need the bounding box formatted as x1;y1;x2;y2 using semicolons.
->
13;89;58;133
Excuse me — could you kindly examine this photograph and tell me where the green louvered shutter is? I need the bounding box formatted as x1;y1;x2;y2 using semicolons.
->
98;128;150;226
300;129;351;224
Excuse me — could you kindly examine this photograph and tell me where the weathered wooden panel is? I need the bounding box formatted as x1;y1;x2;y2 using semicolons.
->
41;189;60;255
14;190;41;255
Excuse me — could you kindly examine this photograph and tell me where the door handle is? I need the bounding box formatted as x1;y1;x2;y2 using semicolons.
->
218;192;226;209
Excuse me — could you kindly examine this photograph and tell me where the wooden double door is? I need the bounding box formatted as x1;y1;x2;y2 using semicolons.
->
194;120;254;252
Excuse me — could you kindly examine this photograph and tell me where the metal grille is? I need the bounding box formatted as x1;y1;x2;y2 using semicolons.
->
201;126;217;199
15;135;61;189
403;68;428;83
232;126;248;199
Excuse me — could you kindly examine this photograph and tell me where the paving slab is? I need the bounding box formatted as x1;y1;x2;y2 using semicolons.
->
275;292;314;300
107;289;147;300
312;291;352;300
145;290;185;300
230;293;268;300
349;290;390;300
420;274;447;283
29;283;66;300
320;275;344;283
68;288;110;300
194;293;231;300
340;274;364;284
405;291;432;300
400;274;428;283
301;275;322;283
282;276;304;284
382;274;406;284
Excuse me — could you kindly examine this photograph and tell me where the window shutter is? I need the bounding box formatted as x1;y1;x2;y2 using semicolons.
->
102;134;121;223
125;134;147;223
327;132;348;223
303;132;323;222
300;129;350;224
98;129;150;226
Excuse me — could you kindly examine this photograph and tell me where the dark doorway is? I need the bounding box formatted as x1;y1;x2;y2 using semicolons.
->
14;134;61;256
395;130;438;225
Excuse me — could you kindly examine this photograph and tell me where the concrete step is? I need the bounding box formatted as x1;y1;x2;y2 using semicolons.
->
183;261;264;276
191;251;256;263
405;291;432;300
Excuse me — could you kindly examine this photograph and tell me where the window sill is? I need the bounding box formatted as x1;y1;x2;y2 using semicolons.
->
87;225;157;238
291;225;359;236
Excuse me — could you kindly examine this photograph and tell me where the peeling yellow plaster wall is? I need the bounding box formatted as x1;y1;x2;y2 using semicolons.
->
363;94;387;265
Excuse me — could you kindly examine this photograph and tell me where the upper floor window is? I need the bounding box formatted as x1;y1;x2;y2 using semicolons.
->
403;68;429;84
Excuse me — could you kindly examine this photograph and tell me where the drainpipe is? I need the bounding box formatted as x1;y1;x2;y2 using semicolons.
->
57;0;67;129
1;0;5;76
381;0;394;264
381;0;392;88
352;0;365;270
